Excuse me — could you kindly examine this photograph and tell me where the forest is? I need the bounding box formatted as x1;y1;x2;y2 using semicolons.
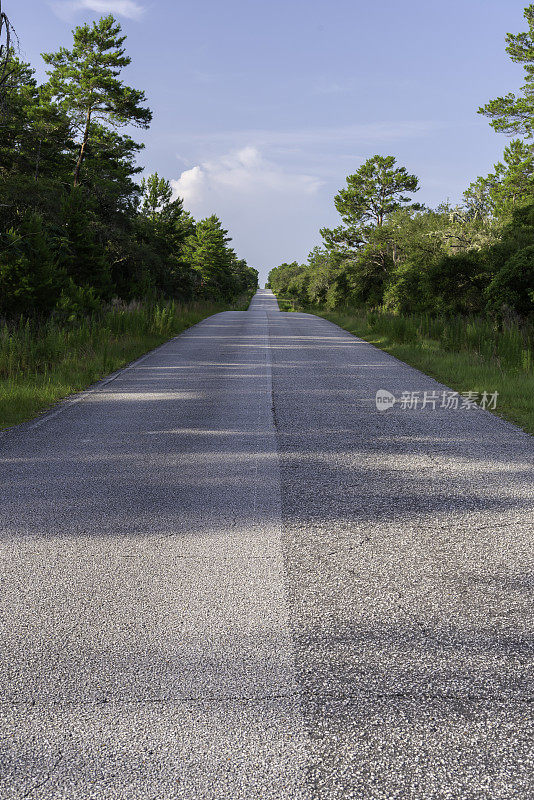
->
268;147;534;322
0;9;257;427
268;8;534;321
0;12;257;316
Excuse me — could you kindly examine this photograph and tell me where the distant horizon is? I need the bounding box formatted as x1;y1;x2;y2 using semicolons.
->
12;0;528;283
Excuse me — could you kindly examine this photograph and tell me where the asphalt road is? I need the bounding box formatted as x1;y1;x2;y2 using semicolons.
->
1;289;532;798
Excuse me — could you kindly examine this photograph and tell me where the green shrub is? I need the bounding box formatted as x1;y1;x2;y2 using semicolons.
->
54;280;101;324
427;250;491;316
0;215;64;318
485;245;534;319
383;260;431;314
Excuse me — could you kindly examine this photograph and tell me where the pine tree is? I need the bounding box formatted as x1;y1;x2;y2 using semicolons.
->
320;155;419;253
479;4;534;137
0;54;72;182
42;15;151;186
184;216;235;298
0;214;63;317
82;123;143;215
56;188;111;295
139;173;173;221
463;139;534;219
493;139;534;214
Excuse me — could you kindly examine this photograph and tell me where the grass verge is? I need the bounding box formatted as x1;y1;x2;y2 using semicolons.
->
279;299;533;435
276;297;299;312
0;296;250;430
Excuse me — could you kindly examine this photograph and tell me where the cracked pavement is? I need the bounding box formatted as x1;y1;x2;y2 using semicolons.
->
0;289;533;798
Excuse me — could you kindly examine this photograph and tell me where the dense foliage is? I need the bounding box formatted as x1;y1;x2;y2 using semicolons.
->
0;13;257;322
269;6;534;324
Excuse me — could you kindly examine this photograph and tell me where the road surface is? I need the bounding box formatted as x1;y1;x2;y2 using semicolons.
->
1;289;532;798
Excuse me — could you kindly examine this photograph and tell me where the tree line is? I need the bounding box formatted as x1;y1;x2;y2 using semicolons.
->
0;12;258;321
269;5;534;323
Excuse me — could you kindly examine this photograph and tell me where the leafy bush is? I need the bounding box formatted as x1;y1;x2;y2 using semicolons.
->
426;251;491;315
485;245;534;319
54;280;101;324
383;260;431;314
0;215;63;318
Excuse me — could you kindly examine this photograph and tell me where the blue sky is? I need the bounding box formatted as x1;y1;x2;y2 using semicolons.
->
10;0;529;283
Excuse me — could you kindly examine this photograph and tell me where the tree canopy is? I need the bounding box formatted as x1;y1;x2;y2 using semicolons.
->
320;155;419;253
479;4;534;137
0;13;257;321
42;15;152;185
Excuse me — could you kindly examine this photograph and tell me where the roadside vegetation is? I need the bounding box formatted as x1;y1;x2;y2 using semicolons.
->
276;297;298;312
0;297;251;429
269;5;534;434
0;9;257;429
314;308;533;434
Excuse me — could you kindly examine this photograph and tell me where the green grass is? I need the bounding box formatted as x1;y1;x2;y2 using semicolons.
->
275;296;299;312
0;296;250;430
280;299;534;435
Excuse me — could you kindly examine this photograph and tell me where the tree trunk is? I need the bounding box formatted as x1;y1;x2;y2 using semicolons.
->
0;0;14;101
73;107;91;187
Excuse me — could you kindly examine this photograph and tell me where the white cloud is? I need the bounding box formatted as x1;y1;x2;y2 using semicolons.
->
166;125;441;283
51;0;145;21
169;147;327;285
172;165;204;205
171;146;322;209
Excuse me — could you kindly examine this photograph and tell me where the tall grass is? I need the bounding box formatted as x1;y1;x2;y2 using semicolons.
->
276;297;299;312
0;296;249;429
334;308;534;375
